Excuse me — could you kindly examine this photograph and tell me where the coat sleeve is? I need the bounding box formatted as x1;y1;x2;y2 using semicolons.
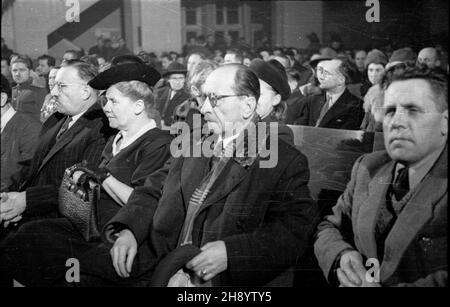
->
313;155;366;282
221;152;320;286
294;97;311;126
103;157;174;245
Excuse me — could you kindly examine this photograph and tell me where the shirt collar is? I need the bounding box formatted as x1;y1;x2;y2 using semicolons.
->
1;106;16;132
395;143;446;190
68;110;87;130
112;120;157;156
326;87;346;106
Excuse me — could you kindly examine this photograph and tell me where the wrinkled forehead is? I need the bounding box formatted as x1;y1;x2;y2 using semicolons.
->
384;79;439;109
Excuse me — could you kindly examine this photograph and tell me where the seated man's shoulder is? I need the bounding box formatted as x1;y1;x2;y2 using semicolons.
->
355;150;392;173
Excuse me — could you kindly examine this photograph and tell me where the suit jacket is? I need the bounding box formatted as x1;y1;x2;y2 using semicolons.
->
107;131;320;286
296;88;364;130
1;112;42;192
11;79;47;122
154;86;190;126
12;102;117;217
314;146;447;286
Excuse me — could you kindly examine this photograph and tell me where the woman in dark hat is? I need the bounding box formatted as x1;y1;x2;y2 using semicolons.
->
0;62;173;286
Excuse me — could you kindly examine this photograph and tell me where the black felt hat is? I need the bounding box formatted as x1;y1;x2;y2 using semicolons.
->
88;62;161;90
249;58;291;100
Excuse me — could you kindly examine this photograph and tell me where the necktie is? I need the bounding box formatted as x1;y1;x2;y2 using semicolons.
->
56;116;72;141
392;166;410;202
315;95;332;127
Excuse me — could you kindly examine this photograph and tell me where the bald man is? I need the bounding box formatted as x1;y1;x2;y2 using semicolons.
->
417;47;441;70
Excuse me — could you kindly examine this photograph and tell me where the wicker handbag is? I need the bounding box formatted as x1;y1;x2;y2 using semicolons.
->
58;163;101;242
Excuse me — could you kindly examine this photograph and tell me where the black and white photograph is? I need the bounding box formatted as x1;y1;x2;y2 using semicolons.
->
0;0;448;294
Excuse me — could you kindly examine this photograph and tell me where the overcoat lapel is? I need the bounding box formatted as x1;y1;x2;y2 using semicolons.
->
380;146;448;281
320;90;352;127
356;158;395;259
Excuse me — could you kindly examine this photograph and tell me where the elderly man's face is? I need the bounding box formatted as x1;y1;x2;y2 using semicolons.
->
383;79;448;166
50;66;89;116
316;59;344;90
418;48;439;69
200;67;247;135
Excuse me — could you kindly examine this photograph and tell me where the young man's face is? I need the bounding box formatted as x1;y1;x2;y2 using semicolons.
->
37;59;52;76
11;62;31;84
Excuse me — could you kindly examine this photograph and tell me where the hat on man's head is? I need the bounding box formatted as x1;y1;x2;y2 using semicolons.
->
385;47;417;70
309;47;338;67
364;49;388;68
1;74;11;98
249;58;291;101
88;62;161;90
163;62;187;77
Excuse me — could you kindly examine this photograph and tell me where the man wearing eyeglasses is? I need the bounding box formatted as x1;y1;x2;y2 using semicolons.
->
0;60;116;250
296;59;364;130
92;64;318;287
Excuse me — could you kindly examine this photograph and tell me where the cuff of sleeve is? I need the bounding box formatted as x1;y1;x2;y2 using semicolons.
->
24;186;58;216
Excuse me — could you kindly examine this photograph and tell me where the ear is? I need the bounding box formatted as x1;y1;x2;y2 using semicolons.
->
435;60;441;68
271;93;281;107
242;96;257;119
80;86;91;100
134;99;145;115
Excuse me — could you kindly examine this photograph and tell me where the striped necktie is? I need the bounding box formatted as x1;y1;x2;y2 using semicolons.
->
56;116;72;141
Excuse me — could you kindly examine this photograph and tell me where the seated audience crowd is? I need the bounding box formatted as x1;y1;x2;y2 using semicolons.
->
0;32;447;287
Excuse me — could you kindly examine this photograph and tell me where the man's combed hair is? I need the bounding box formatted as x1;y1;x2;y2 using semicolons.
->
10;55;33;69
383;64;448;111
64;60;98;83
231;64;260;102
37;54;56;67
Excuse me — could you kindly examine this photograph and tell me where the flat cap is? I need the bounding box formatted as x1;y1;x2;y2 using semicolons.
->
163;62;187;77
88;62;161;90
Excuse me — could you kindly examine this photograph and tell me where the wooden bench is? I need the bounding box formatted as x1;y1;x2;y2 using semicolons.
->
285;125;385;287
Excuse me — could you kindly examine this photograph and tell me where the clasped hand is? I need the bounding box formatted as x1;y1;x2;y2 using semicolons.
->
0;191;26;227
